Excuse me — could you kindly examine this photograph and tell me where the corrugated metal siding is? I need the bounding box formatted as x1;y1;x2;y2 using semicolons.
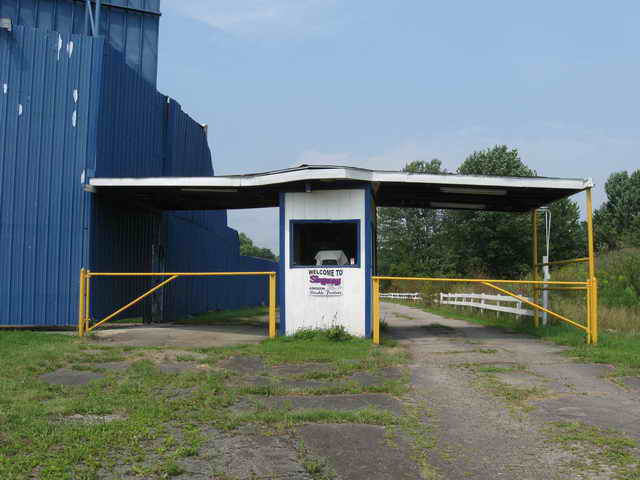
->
95;42;164;177
162;214;273;322
89;41;276;323
0;26;103;325
89;196;161;320
1;18;276;327
0;0;160;84
164;99;212;177
89;40;161;319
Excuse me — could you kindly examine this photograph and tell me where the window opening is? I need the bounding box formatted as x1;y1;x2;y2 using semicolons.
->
291;221;359;267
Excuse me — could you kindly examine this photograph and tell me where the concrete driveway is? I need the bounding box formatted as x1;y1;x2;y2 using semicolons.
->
89;322;267;348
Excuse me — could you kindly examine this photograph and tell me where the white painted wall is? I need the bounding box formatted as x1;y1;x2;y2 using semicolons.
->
283;189;367;336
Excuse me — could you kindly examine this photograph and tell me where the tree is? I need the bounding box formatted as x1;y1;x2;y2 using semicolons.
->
238;233;277;261
546;199;585;262
443;145;585;278
377;160;455;276
376;146;586;279
594;170;640;251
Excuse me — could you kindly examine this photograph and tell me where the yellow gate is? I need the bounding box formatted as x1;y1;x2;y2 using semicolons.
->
78;271;277;338
371;275;597;345
372;189;599;346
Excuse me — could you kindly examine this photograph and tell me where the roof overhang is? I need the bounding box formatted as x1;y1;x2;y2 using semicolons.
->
88;165;593;213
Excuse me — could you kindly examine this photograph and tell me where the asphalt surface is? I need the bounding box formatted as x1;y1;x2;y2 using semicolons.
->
382;301;640;480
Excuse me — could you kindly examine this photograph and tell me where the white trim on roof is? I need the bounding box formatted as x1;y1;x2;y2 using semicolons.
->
89;167;593;191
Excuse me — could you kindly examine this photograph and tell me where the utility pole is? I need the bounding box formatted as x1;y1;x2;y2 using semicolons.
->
540;207;551;325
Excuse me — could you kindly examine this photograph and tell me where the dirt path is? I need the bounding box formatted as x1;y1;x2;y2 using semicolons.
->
382;302;640;480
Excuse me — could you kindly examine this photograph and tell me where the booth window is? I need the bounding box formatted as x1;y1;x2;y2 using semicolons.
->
291;220;359;267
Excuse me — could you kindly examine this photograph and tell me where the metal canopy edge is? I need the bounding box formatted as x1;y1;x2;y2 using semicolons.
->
88;165;593;213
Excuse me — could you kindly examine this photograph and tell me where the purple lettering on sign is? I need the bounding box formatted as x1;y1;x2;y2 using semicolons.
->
309;275;342;286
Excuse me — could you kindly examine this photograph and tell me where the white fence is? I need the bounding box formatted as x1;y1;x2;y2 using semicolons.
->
380;292;422;301
439;293;533;317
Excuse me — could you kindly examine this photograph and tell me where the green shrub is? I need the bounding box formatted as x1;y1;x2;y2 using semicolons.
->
553;248;640;309
292;328;322;340
291;326;354;342
325;325;352;341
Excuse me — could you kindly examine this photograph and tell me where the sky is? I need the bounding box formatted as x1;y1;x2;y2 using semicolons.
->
157;0;640;253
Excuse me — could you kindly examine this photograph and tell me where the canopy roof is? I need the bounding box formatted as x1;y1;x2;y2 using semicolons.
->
88;164;593;212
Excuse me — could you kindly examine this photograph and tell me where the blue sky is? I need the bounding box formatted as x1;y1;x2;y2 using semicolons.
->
157;1;640;252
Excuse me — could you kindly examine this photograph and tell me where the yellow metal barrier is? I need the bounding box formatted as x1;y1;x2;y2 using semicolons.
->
372;275;597;345
78;268;87;336
372;277;380;345
536;257;589;267
372;187;599;346
78;271;277;338
372;277;589;285
482;282;588;333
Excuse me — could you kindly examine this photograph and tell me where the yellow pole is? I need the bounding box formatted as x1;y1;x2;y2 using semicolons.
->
586;188;598;344
483;282;588;333
532;209;540;328
591;278;598;344
85;271;91;334
268;273;276;338
372;278;380;344
585;285;592;344
78;269;86;337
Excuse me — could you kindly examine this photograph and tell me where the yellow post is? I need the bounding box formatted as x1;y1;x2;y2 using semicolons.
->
85;271;91;334
372;277;380;345
586;188;598;344
78;268;86;337
591;277;598;344
585;285;592;344
532;209;540;328
268;273;276;338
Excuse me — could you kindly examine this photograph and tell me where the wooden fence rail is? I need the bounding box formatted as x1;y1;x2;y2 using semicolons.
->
439;292;533;317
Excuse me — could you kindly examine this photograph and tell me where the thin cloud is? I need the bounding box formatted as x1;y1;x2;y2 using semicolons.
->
165;0;338;36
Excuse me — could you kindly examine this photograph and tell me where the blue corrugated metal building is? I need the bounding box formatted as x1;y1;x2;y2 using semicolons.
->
0;0;275;326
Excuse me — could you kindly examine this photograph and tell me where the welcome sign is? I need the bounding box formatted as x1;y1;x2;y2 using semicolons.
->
308;269;344;297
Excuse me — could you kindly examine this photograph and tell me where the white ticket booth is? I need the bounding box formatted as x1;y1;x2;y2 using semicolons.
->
279;187;375;337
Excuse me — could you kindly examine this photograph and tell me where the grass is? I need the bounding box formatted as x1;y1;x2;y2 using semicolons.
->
108;317;143;325
452;361;541;409
229;407;399;430
174;306;268;326
297;441;336;480
0;329;411;479
475;375;544;407
547;422;640;479
476;364;522;373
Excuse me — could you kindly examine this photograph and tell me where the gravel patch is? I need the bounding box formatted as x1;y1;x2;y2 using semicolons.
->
297;423;423;480
233;393;404;415
39;369;105;386
219;356;265;374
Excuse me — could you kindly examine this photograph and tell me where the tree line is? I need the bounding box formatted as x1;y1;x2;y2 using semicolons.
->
238;232;278;262
377;145;638;279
